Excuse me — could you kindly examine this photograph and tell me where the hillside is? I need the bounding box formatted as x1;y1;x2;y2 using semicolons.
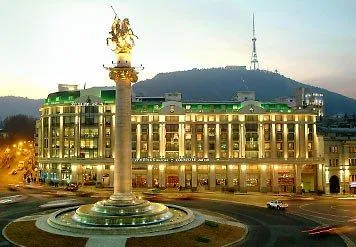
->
0;96;43;121
133;68;356;115
0;69;355;120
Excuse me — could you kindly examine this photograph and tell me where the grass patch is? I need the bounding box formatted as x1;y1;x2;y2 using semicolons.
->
4;220;88;247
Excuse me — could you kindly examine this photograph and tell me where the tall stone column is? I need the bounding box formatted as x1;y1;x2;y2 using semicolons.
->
283;122;288;159
313;123;318;158
227;165;234;188
48;116;52;158
147;165;153;188
258;123;264;158
239;124;245;158
295;123;299;158
158;164;165;188
136;123;141;158
295;164;302;194
159;123;165;157
317;164;323;191
96;165;103;184
191;165;197;189
239;164;247;193
57;164;62;183
209;165;216;190
304;123;308;158
107;67;138;202
215;123;220;159
228;123;232;158
260;164;267;193
204;123;208;158
71;164;78;184
179;165;186;188
148;123;153;157
271;121;276;158
179;122;185;157
272;165;279;193
59;114;64;158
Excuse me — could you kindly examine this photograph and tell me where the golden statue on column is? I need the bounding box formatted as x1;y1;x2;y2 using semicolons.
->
107;16;138;54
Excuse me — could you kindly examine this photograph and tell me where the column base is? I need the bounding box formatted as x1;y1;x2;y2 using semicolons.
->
107;193;139;206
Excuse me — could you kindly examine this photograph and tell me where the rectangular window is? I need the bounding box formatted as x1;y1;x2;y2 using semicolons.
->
329;146;338;153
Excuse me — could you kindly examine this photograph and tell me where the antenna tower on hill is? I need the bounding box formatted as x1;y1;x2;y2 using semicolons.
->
250;13;259;70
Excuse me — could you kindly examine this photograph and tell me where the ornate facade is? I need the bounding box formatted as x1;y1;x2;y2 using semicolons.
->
319;127;356;193
35;87;324;193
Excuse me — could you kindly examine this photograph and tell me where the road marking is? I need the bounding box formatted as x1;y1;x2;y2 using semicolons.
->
292;211;345;224
299;204;348;219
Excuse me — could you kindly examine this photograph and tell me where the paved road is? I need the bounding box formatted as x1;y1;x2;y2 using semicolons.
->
165;198;345;247
286;197;356;246
0;191;347;247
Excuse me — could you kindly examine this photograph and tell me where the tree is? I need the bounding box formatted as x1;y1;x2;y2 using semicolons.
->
3;114;36;141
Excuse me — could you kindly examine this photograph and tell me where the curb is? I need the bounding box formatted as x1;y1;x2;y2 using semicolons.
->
2;220;26;247
223;223;248;247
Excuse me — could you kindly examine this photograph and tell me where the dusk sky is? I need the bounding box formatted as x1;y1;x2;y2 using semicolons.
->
0;0;355;99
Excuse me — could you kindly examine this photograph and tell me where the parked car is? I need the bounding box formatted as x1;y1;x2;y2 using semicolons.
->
65;183;79;191
267;200;288;210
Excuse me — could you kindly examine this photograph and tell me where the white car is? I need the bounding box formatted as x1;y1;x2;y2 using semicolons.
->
267;200;288;210
0;195;26;204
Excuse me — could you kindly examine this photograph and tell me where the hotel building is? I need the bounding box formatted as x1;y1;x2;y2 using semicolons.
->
35;86;324;193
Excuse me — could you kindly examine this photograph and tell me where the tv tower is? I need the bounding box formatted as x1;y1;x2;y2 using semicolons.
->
250;13;259;70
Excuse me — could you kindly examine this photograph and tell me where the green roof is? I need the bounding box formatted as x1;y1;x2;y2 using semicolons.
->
44;91;80;105
261;102;291;112
44;89;294;114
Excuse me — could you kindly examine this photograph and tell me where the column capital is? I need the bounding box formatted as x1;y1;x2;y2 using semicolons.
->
109;67;138;83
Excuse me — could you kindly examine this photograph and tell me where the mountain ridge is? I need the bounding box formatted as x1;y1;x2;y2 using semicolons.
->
133;68;356;115
0;68;355;120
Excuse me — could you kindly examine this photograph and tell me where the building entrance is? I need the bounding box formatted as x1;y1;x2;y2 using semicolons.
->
329;175;340;193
